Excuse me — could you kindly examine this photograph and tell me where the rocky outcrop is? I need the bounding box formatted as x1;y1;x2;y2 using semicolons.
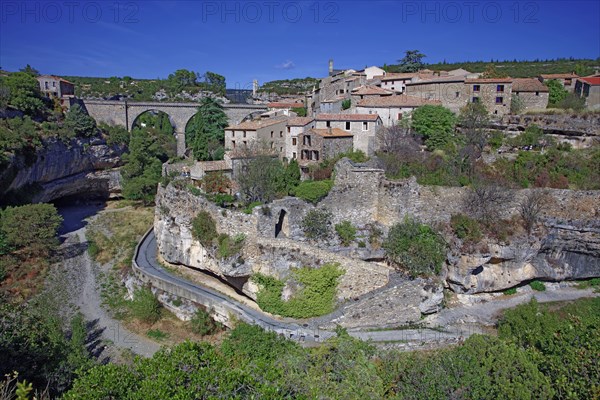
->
154;183;391;301
446;220;600;293
0;137;125;204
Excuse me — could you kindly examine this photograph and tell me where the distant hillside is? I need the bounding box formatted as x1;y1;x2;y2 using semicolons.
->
259;77;319;95
63;70;227;102
384;58;600;77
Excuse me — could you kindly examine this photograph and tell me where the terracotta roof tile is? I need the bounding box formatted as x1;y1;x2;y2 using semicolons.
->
267;102;304;108
316;113;380;122
287;117;315;126
357;95;441;108
351;85;394;96
512;78;549;92
540;73;579;79
579;76;600;85
465;78;513;84
226;117;287;130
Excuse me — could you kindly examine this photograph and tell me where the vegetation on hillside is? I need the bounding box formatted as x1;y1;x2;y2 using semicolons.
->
63;69;226;101
258;77;319;95
185;97;229;161
385;56;599;77
56;297;599;399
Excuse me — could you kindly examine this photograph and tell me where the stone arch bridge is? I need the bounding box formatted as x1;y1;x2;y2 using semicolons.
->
79;100;267;156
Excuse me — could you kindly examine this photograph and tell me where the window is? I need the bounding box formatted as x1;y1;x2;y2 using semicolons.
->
303;135;311;146
44;82;49;89
472;97;480;103
287;127;291;133
313;151;319;161
363;121;368;130
497;85;504;92
292;138;297;146
243;140;247;147
270;131;273;138
243;131;246;138
535;91;539;96
52;81;56;87
232;140;236;148
292;152;297;159
326;121;331;128
270;142;274;149
473;85;480;92
397;113;402;121
496;96;503;104
280;147;283;152
455;91;460;98
279;131;283;138
231;131;235;138
345;121;351;130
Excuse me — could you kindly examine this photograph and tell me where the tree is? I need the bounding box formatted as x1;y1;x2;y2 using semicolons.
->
458;102;490;154
558;93;586;111
0;203;63;256
19;64;40;77
411;105;457;150
167;69;197;92
236;154;286;203
383;217;447;276
511;93;526;114
464;180;513;224
283;159;301;194
200;71;226;96
341;99;351;110
397;50;426;73
481;64;508;79
63;104;97;137
2;72;46;115
519;190;547;234
186;97;229;161
545;79;568;106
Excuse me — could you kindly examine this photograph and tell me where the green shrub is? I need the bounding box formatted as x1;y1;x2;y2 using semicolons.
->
335;221;357;246
87;239;99;260
187;184;202;196
252;263;344;318
488;131;504;150
301;209;332;240
341;99;351;110
171;297;182;307
190;308;220;335
191;211;217;247
577;277;600;289
529;280;546;291
243;201;262;214
217;233;245;259
383;217;447;276
450;214;482;243
294;180;333;204
504;287;517;295
129;287;162;323
146;329;169;340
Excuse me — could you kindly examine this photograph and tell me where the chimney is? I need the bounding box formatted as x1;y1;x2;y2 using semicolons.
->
329;59;334;74
252;79;258;97
328;126;332;134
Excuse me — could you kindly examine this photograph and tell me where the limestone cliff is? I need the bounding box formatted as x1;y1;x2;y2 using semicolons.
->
0;137;125;204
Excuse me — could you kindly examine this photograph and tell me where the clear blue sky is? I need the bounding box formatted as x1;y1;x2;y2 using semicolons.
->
1;1;599;88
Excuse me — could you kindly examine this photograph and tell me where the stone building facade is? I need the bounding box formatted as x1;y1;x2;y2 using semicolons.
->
314;113;382;155
355;95;441;127
511;78;549;111
224;117;288;157
297;128;354;169
37;75;75;99
285;117;315;161
574;76;600;110
465;78;513;116
404;76;469;113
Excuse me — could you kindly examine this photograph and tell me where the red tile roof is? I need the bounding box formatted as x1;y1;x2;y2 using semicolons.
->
267;102;305;109
357;95;441;108
316;113;380;122
226;117;287;130
287;117;314;126
310;128;353;138
465;78;513;84
512;78;549;92
579;76;600;85
351;85;394;96
540;73;578;79
37;75;74;85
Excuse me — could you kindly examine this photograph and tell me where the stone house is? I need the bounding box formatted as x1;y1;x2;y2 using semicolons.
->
307;67;366;116
350;85;394;106
37;75;75;110
355;95;442;127
224;117;288;158
574;76;600;110
362;66;386;80
379;72;422;93
404;76;469;113
267;101;305;116
297;128;353;170
539;73;578;92
511;78;549;111
464;78;513;116
315;113;382;155
286;117;315;161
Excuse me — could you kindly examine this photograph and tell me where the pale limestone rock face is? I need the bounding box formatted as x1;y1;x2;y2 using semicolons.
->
446;221;600;294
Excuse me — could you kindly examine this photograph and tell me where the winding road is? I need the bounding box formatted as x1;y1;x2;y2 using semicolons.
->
135;229;600;346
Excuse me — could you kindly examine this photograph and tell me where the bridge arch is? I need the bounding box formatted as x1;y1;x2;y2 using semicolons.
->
130;109;176;134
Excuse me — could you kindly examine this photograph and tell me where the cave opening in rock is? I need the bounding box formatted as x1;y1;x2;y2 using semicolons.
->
275;209;288;238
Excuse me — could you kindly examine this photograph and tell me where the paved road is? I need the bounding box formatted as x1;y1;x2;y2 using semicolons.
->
136;230;600;347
